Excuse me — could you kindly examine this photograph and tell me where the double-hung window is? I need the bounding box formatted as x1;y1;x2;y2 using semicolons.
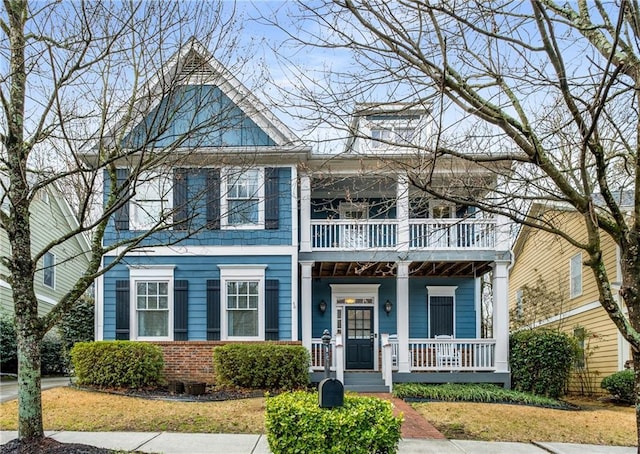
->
130;266;174;340
43;251;55;289
130;171;173;230
220;265;266;340
570;253;583;299
222;168;264;228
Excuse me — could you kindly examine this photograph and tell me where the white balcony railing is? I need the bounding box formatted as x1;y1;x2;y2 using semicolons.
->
310;218;495;251
405;338;496;371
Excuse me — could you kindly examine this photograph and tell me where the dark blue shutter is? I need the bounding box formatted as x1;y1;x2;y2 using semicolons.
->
265;168;279;230
115;280;130;340
430;296;454;337
114;168;130;231
206;169;220;230
174;280;188;340
265;279;279;340
206;279;221;340
173;169;188;231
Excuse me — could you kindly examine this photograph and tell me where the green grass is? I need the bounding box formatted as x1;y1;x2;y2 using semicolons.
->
392;383;572;409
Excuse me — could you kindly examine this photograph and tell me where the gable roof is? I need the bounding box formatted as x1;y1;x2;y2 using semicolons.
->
85;37;306;157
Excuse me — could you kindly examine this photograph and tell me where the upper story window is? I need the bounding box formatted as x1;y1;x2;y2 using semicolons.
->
570;252;583;299
43;251;55;289
130;171;173;231
222;168;264;228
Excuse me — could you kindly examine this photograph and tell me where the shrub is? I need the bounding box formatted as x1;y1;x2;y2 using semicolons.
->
510;329;575;398
0;313;17;373
265;391;402;454
70;341;164;388
59;297;95;365
601;370;635;404
214;343;309;390
41;330;66;375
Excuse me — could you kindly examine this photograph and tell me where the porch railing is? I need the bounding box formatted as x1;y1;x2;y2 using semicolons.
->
310;218;495;251
310;338;335;371
405;338;496;371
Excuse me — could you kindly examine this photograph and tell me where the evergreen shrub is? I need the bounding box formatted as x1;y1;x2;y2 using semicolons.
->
70;341;164;388
265;391;402;454
601;370;635;404
510;329;575;398
214;343;309;390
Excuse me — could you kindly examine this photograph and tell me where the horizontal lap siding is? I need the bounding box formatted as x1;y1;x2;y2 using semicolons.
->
102;255;293;340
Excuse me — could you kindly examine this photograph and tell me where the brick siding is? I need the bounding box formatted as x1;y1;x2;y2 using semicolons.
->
151;341;302;385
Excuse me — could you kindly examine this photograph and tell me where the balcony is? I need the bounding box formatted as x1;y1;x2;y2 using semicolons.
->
310;218;496;251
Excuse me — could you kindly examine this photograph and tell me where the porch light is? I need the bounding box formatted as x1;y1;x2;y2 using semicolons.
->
384;299;393;315
319;300;327;314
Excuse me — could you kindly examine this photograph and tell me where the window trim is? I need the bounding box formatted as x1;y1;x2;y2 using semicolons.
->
129;265;175;341
129;171;173;231
427;286;457;338
220;168;265;230
219;265;267;341
43;251;56;289
570;252;583;299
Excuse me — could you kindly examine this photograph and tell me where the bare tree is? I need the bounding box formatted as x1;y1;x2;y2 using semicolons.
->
272;0;640;444
0;0;267;441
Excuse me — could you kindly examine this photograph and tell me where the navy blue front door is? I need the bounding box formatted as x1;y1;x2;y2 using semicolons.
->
345;307;374;369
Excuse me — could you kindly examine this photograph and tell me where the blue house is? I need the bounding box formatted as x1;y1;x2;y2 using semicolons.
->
89;41;511;391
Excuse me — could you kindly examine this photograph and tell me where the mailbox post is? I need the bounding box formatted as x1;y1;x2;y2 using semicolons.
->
318;329;344;408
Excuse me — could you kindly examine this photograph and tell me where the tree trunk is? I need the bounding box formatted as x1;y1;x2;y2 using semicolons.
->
15;324;43;439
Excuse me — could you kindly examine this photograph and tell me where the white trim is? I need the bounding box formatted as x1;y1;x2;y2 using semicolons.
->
218;265;266;341
0;278;58;307
426;286;458;338
531;300;602;328
104;245;297;257
330;283;380;370
129;265;175;341
95;271;104;340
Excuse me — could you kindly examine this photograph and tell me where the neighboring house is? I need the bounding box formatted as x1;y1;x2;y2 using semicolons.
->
509;201;631;395
89;40;512;391
0;176;91;317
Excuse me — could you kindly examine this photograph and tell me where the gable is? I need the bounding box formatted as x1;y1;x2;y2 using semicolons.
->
123;85;276;149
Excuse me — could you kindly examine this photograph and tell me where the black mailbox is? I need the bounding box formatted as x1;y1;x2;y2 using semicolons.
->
318;378;344;408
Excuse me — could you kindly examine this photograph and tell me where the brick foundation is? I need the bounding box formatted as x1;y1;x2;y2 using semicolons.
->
151;341;302;385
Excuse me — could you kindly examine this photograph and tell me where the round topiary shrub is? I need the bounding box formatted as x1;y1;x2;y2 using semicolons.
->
601;370;635;404
265;391;402;454
510;329;575;398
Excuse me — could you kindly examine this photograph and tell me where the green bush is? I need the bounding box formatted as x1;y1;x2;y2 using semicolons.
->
214;343;310;390
265;391;402;454
0;313;17;373
510;329;575;398
70;341;164;388
601;370;635;404
41;330;66;375
59;297;95;368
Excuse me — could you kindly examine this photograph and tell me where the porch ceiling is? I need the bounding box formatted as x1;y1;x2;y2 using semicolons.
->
313;261;493;278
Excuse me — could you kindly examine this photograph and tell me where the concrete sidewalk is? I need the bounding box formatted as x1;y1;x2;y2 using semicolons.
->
0;431;636;453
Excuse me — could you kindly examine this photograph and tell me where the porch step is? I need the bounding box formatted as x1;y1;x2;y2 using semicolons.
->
343;372;389;392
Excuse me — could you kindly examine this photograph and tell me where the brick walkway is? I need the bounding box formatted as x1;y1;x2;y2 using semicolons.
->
363;393;446;439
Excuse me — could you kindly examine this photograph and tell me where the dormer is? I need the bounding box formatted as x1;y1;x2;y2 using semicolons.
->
345;103;431;155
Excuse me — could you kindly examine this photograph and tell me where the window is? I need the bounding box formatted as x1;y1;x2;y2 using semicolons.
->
427;286;457;337
370;128;392;148
515;289;523;319
130;171;172;230
43;252;55;289
222;169;264;228
130;266;174;340
220;265;266;340
570;253;583;298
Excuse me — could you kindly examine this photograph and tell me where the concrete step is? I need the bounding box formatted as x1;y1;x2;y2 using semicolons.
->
344;384;390;393
343;372;386;386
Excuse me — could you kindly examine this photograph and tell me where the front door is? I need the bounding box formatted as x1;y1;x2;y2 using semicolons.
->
345;307;374;369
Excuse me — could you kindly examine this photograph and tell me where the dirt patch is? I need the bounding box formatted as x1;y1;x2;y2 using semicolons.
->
1;437;111;454
75;384;265;402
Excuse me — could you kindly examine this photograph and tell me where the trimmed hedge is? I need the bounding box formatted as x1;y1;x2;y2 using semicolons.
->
510;329;575;398
214;343;309;390
265;391;402;454
70;341;164;388
601;370;635;404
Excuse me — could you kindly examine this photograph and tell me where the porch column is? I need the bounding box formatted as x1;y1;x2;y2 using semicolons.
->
397;261;411;373
301;261;314;353
300;174;312;253
492;260;510;373
396;174;409;252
